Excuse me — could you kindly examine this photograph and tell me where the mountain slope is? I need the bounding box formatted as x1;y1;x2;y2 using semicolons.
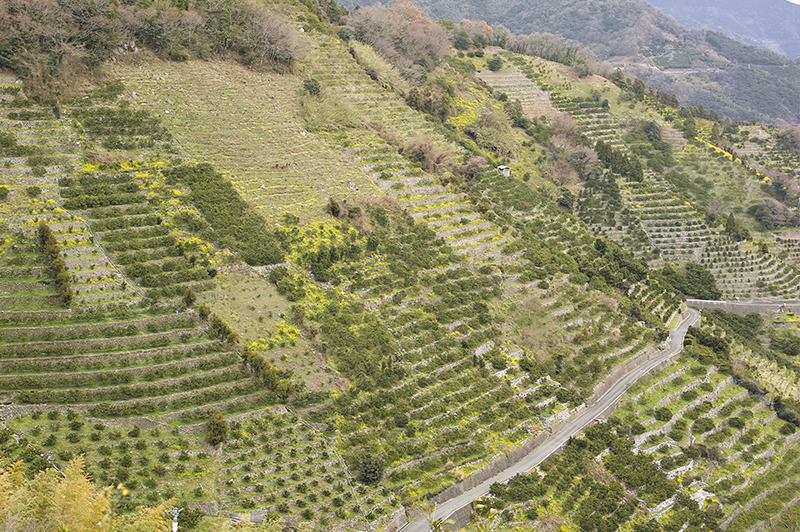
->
644;0;800;60
338;0;800;124
3;1;800;528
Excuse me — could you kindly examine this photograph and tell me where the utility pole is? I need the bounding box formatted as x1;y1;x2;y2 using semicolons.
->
166;507;183;532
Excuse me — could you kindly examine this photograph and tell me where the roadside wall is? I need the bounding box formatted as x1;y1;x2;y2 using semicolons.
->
429;431;549;506
425;310;699;528
444;505;472;531
589;309;696;415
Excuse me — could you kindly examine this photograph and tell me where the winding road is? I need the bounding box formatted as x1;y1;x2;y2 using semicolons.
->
401;307;701;532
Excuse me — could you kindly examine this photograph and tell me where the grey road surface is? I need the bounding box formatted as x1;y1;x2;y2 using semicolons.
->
402;307;701;532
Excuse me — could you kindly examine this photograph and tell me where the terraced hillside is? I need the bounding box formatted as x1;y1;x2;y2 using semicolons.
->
0;65;684;527
106;56;381;225
475;67;563;121
2;4;800;528
472;318;800;532
305;34;513;259
0;82;296;511
473;51;800;300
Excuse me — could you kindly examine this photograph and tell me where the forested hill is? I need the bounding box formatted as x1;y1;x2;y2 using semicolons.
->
338;0;800;125
644;0;800;61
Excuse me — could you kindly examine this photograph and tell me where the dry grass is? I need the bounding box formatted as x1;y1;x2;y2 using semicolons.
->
199;270;287;346
588;462;613;484
536;513;565;532
592;292;620;309
108;53;383;224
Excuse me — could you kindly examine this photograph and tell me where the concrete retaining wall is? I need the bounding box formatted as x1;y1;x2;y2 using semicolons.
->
444;504;472;531
429;431;549;506
423;311;707;530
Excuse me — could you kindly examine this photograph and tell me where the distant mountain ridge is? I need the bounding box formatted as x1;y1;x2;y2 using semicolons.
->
338;0;800;124
643;0;800;60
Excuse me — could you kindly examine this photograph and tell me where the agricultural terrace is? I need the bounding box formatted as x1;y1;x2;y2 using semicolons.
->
0;28;768;529
0;80;300;512
467;317;800;532
476;49;800;304
108;55;382;225
303;33;515;259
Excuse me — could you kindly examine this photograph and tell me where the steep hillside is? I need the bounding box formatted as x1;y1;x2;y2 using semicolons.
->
644;0;800;60
2;1;800;529
469;48;800;300
338;0;800;124
0;40;680;529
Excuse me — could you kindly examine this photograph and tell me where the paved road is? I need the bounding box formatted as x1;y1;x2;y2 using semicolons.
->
687;298;800;315
401;308;701;532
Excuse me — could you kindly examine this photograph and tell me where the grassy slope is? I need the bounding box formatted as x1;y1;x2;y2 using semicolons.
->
108;54;383;225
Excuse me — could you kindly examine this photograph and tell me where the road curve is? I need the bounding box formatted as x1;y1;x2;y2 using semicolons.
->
401;308;701;532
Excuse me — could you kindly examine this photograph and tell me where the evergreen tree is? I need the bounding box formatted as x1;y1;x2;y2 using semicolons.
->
356;454;385;485
206;410;228;446
683;117;698;139
711;122;721;142
725;213;736;235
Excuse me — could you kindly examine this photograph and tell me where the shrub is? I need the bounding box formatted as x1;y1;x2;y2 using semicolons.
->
355;454;384;485
728;417;745;429
401;136;452;174
343;3;451;82
38;222;73;307
681;390;698;402
303;78;321;96
206;410;228;446
654;408;672;422
781;423;797;435
487;56;503;71
630;422;646;436
691;418;715;435
164;164;284;266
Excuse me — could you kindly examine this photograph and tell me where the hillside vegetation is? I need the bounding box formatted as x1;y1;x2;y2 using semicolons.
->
1;0;800;530
338;0;800;124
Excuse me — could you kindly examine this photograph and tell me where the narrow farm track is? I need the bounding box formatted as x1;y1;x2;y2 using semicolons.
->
402;308;701;532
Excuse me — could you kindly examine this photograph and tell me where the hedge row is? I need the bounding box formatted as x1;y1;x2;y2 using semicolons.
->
165;164;285;266
37;222;73;307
